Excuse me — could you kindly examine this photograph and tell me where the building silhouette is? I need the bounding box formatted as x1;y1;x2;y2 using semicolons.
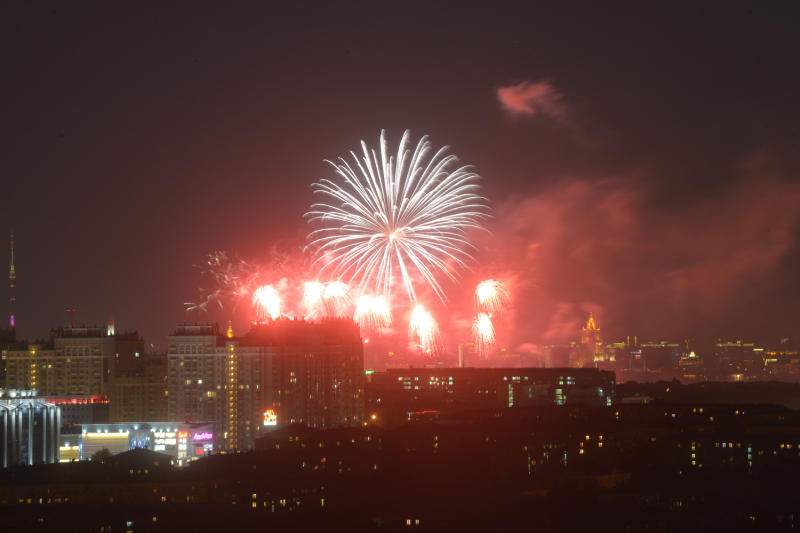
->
167;319;364;451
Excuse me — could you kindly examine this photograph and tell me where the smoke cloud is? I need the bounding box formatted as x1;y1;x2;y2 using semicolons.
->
477;152;800;345
496;80;565;118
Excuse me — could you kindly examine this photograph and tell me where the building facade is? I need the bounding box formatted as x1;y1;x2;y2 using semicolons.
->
74;421;214;465
167;320;365;451
367;367;615;424
0;390;60;467
109;352;168;423
44;394;109;428
4;327;144;396
578;313;605;366
166;324;269;452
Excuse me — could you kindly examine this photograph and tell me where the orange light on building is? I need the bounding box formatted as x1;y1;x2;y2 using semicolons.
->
263;409;277;426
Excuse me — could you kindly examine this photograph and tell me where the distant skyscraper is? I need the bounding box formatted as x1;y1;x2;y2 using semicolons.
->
8;232;15;328
578;313;604;367
544;342;577;368
458;342;477;367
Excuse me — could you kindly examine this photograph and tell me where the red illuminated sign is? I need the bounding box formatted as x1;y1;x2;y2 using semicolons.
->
44;394;108;405
177;431;189;439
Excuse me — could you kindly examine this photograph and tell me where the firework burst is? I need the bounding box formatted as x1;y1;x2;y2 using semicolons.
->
475;279;510;315
322;281;351;316
306;130;489;306
409;304;439;355
354;294;392;331
301;281;325;318
472;312;496;356
253;285;281;321
185;251;262;312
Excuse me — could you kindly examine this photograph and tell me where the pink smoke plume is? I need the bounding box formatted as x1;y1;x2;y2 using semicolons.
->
496;80;565;118
478;151;800;343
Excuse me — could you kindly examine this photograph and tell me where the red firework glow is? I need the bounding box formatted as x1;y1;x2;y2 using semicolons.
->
187;251;513;364
409;305;440;356
472;312;496;357
252;285;281;321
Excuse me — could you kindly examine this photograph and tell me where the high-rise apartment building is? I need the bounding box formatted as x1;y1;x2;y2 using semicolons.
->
247;320;364;430
167;319;364;451
167;323;269;451
4;326;144;396
108;352;168;423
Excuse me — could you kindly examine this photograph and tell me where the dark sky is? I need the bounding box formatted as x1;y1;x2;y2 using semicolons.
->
2;2;799;351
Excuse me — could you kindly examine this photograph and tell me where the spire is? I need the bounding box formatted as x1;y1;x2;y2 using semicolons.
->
8;231;15;328
583;312;598;332
226;320;234;339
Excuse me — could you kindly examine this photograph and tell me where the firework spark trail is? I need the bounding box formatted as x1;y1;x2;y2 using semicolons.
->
354;294;392;331
409;304;439;355
472;312;496;357
306;130;489;306
322;281;351;317
253;285;281;321
475;279;510;315
302;281;325;318
185;251;262;312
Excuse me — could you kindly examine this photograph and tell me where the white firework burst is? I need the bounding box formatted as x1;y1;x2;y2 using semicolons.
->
306;130;489;304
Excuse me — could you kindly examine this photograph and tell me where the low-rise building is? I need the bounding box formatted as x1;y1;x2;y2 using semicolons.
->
0;389;60;467
75;421;214;466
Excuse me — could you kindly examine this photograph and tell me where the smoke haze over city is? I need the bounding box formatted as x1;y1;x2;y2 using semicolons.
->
2;3;798;350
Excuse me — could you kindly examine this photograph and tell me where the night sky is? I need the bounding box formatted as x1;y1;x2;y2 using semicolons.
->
2;3;799;352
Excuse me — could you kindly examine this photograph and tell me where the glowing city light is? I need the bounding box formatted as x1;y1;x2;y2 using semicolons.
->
263;409;278;426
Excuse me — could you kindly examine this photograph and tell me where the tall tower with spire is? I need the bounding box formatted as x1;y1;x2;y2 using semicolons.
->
578;312;602;367
8;232;15;329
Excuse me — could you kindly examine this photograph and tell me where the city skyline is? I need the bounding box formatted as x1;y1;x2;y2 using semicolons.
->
2;237;798;360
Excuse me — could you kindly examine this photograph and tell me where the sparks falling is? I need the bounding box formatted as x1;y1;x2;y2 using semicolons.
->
302;281;325;318
253;285;281;321
306;129;490;306
409;304;439;355
475;279;510;315
354;294;392;331
323;281;351;317
472;312;496;357
185;251;262;312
